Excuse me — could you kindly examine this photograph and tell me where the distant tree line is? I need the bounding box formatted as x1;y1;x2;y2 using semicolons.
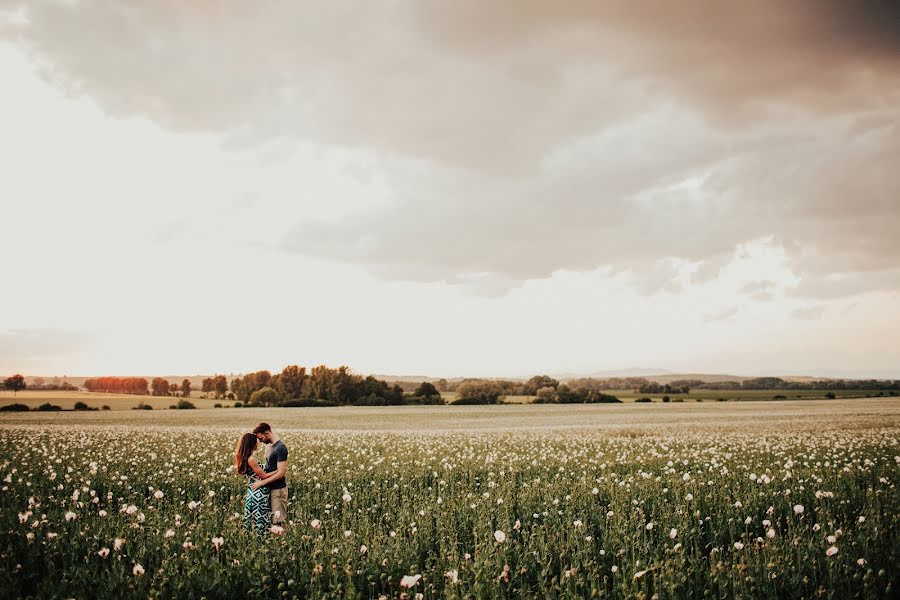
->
689;377;900;391
230;365;444;407
83;377;149;395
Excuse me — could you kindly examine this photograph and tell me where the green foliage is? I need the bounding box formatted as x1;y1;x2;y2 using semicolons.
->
453;381;502;404
248;386;281;407
73;401;97;411
176;399;196;410
0;403;29;412
133;402;153;410
413;381;440;398
34;402;62;411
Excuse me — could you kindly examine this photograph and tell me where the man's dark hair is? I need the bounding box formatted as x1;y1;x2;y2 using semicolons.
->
252;422;272;435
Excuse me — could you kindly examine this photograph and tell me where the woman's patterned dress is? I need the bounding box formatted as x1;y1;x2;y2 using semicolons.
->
243;460;271;542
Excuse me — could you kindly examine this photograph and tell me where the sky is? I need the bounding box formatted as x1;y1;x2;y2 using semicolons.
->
1;1;899;379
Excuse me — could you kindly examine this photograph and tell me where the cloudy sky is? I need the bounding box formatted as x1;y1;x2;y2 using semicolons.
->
1;1;899;378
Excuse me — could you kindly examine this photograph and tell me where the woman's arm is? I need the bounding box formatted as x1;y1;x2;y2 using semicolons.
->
248;460;274;480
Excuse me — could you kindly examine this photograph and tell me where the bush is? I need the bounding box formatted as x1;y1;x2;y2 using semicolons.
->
453;382;502;405
133;402;153;410
233;402;242;408
101;405;110;410
249;386;282;407
662;395;670;402
214;402;222;408
825;392;836;399
73;401;97;411
35;403;62;411
635;397;652;403
176;399;196;410
673;397;684;402
0;403;29;412
278;398;339;407
772;395;787;400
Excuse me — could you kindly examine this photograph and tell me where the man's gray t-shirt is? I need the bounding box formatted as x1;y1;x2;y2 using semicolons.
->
264;440;288;490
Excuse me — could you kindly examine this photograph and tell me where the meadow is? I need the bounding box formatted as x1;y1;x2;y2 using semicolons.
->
1;399;897;599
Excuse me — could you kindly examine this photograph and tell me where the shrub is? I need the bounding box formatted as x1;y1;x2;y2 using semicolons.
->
635;397;652;403
662;395;670;402
0;403;29;412
279;398;339;407
133;402;153;410
249;386;282;407
35;403;62;411
673;397;684;402
214;402;222;408
453;382;502;405
233;401;242;408
772;395;787;400
176;399;196;410
101;405;110;410
825;392;836;399
73;401;97;411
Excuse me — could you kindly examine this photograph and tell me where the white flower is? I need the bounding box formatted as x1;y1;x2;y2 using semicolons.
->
767;528;776;539
208;491;215;497
827;535;836;544
400;574;421;588
734;542;744;550
154;490;164;499
858;516;865;524
164;529;175;538
359;544;367;554
114;538;125;552
606;510;614;518
611;565;618;573
98;510;107;518
342;492;352;503
445;569;459;583
125;505;138;515
744;517;752;525
494;530;506;543
591;487;599;495
514;519;521;530
97;547;109;558
685;493;693;502
826;546;839;557
645;522;654;531
857;558;866;566
673;543;682;551
793;504;804;515
132;564;145;576
573;520;583;528
64;511;76;522
669;528;678;539
211;536;224;550
682;473;691;481
270;525;284;536
310;519;321;529
187;501;199;510
813;523;821;532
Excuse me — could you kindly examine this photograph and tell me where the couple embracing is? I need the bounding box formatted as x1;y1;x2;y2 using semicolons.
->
233;422;289;542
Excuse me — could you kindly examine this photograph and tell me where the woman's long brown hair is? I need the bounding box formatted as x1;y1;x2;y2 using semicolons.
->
234;433;258;474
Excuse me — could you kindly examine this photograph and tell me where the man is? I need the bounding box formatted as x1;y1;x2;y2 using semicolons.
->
251;422;289;525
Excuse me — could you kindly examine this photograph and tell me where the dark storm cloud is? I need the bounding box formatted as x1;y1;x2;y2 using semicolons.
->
3;1;898;297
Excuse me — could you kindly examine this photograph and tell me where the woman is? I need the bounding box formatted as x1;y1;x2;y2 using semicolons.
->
234;432;274;542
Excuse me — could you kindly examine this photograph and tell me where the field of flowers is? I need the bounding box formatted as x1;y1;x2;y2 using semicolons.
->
1;399;898;599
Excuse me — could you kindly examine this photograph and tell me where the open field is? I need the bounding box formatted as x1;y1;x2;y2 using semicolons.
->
3;387;891;412
1;399;898;599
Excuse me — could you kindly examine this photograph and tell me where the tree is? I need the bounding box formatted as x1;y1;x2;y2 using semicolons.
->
436;378;449;392
523;375;560;395
181;378;192;398
151;378;170;397
274;365;307;399
4;374;26;395
535;386;556;402
414;381;440;399
453;382;502;405
32;376;45;389
249;386;281;407
213;375;228;399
